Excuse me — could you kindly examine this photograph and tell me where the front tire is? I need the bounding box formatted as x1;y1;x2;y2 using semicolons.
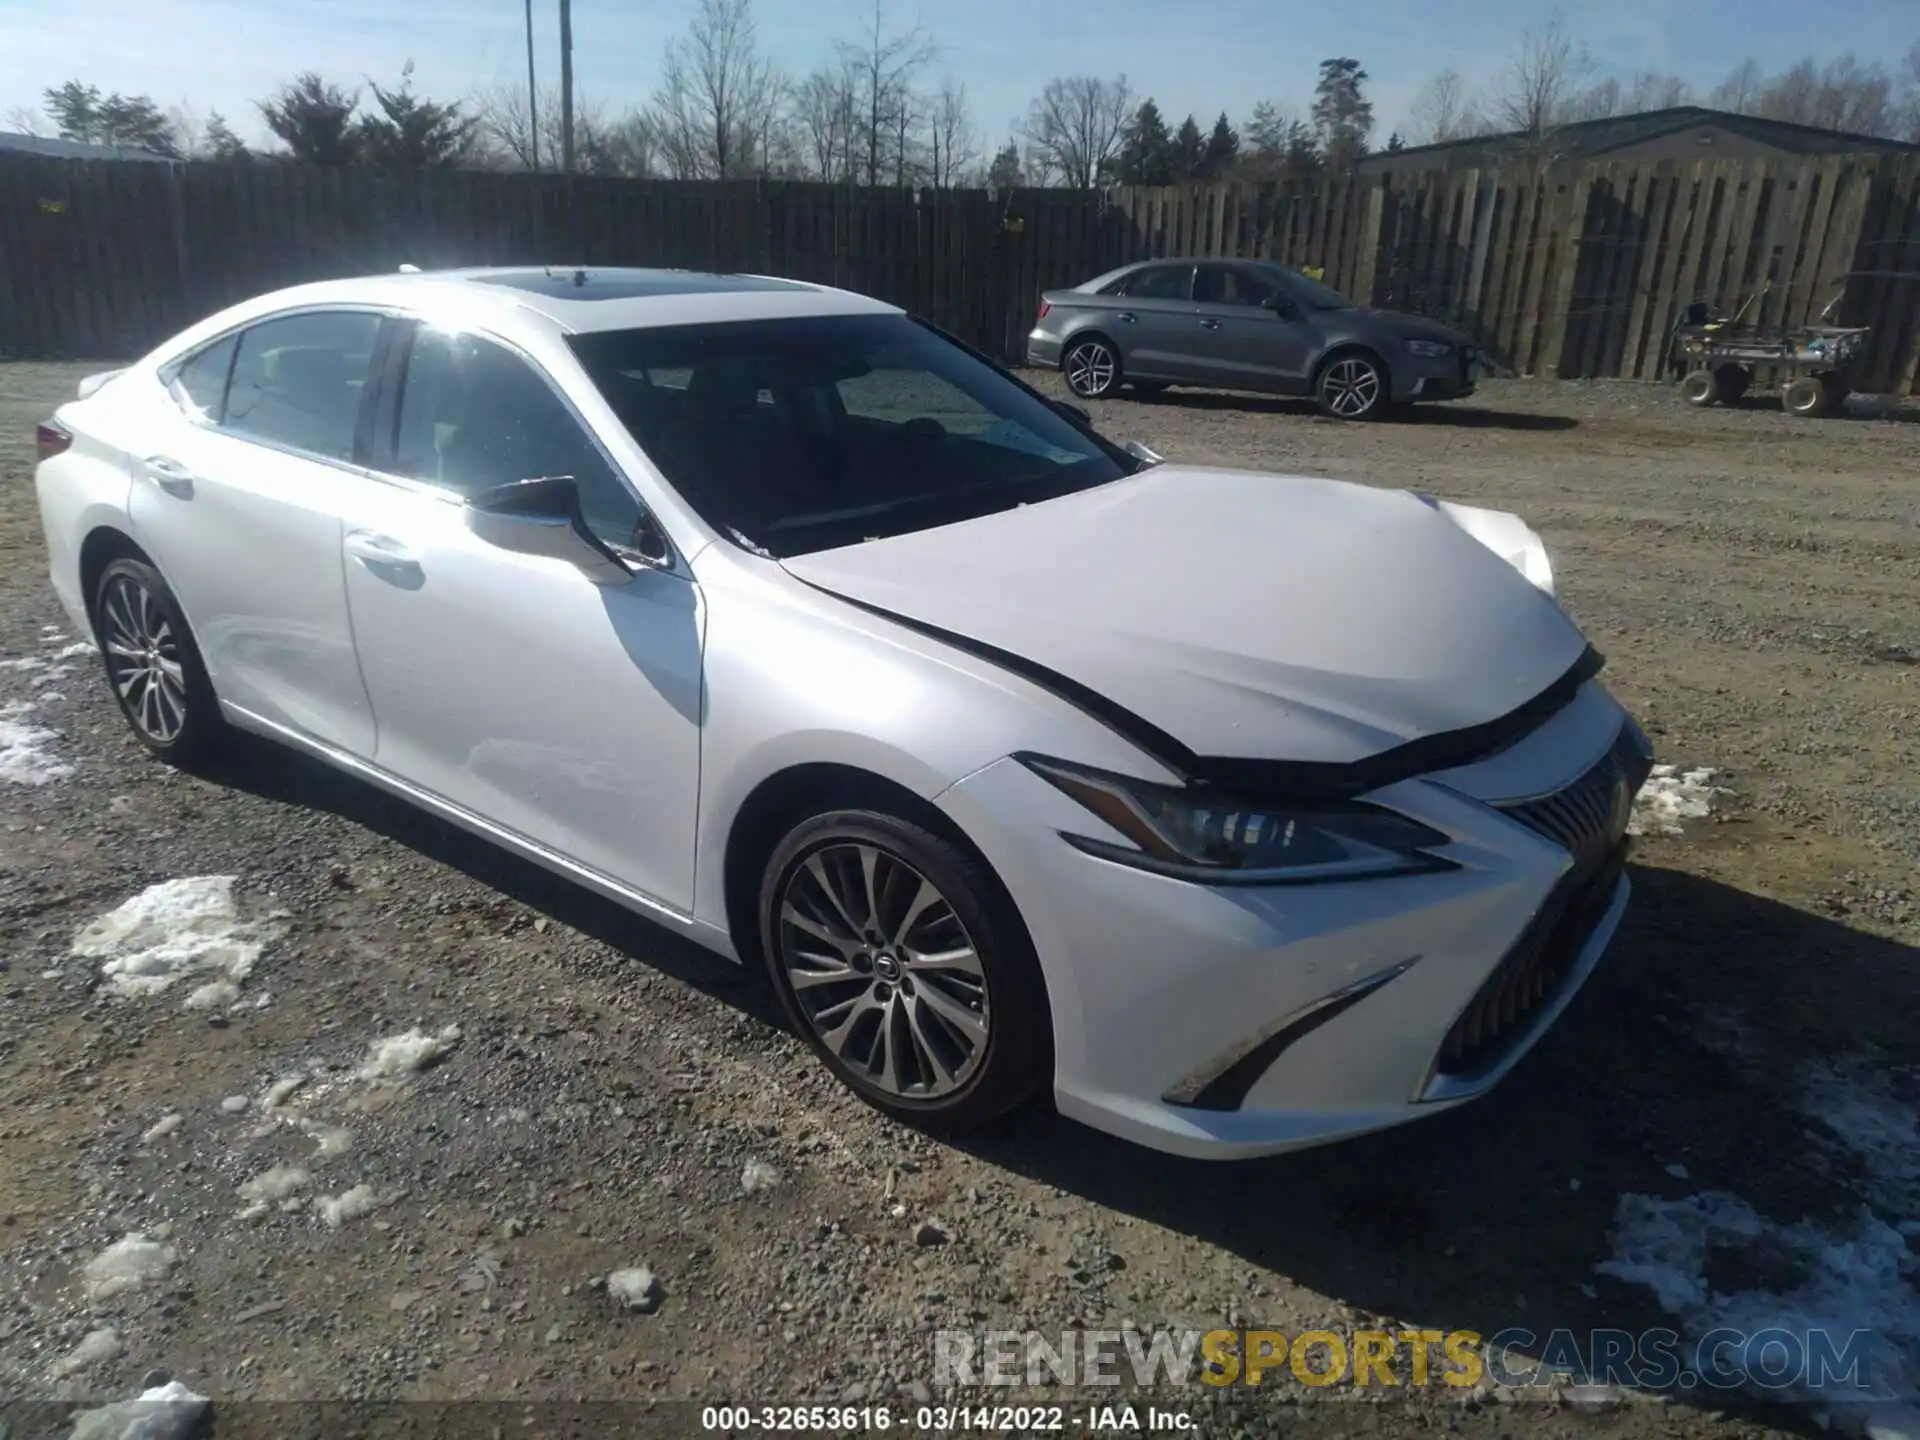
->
1062;337;1121;399
757;809;1050;1132
93;558;225;764
1316;352;1388;419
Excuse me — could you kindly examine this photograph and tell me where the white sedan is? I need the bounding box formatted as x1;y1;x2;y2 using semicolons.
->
33;266;1652;1158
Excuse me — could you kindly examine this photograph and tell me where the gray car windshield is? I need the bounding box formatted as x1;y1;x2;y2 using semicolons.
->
1278;269;1354;311
568;315;1132;558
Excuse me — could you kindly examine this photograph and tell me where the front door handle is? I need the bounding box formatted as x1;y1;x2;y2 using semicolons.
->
1114;311;1137;323
1199;317;1222;330
345;531;422;572
143;455;196;499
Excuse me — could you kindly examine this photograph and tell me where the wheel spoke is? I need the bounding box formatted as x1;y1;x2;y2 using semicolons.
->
781;898;861;958
813;991;882;1058
903;995;958;1088
804;853;865;937
890;879;944;949
912;978;988;1045
857;844;885;935
905;944;982;978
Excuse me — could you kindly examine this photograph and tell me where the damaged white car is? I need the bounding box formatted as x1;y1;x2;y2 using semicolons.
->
34;266;1652;1158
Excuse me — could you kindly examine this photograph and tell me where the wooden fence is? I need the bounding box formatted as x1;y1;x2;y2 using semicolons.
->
3;152;1918;392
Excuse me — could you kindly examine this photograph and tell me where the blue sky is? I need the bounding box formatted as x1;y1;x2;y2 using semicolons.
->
1;0;1914;150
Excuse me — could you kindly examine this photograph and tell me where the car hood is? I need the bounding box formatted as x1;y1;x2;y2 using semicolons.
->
780;467;1593;783
1357;310;1472;347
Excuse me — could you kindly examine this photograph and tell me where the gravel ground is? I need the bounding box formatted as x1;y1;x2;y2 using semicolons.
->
2;360;1917;1440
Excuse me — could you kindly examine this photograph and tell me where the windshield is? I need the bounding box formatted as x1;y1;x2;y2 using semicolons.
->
567;315;1132;558
1278;269;1354;311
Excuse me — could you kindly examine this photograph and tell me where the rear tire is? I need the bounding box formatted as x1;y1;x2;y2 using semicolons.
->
1782;375;1831;417
1315;352;1389;420
757;808;1050;1133
93;558;226;765
1680;368;1718;406
1062;337;1122;399
1714;363;1750;403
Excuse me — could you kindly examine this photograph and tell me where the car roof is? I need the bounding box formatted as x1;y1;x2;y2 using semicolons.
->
230;265;900;336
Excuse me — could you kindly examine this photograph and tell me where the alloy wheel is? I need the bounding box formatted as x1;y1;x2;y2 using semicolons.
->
100;573;188;744
1322;357;1382;417
776;842;990;1099
1064;341;1117;397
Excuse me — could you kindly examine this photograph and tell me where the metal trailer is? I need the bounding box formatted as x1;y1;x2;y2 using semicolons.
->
1667;289;1872;418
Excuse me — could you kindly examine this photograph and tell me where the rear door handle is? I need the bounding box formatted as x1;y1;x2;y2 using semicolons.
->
143;455;196;499
1114;311;1137;323
345;531;422;572
1199;318;1222;330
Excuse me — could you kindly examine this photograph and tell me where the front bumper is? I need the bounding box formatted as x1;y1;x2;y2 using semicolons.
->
1397;345;1480;402
937;685;1646;1159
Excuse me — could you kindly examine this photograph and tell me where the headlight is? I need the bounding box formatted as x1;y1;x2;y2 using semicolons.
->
1017;755;1454;884
1406;340;1453;358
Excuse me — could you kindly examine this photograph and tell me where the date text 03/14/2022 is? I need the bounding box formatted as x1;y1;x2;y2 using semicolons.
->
699;1403;1197;1431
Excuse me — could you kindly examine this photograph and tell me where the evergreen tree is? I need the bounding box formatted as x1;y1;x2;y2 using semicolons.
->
1115;98;1173;185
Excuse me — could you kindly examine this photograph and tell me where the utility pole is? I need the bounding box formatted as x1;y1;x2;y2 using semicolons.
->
524;0;540;169
559;0;575;174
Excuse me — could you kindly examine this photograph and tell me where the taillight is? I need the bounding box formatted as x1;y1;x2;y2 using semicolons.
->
1035;299;1052;320
35;422;72;463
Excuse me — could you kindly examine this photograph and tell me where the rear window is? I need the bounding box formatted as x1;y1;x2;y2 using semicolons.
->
167;335;238;422
568;315;1131;558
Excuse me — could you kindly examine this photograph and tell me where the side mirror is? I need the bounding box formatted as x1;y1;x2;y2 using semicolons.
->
465;476;633;586
1123;439;1163;468
1050;398;1094;429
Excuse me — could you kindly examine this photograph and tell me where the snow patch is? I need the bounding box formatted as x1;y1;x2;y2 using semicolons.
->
1599;1055;1920;1421
48;1326;123;1379
298;1117;354;1161
183;980;240;1011
318;1184;379;1228
83;1234;178;1300
263;1074;307;1109
356;1025;461;1083
607;1266;663;1313
141;1113;183;1144
0;703;74;785
1630;765;1725;836
0;655;46;671
72;876;277;1001
239;1164;311;1204
50;641;97;659
69;1379;208;1440
742;1158;782;1194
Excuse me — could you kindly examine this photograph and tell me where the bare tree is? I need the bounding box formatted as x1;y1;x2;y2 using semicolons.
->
925;78;977;187
1405;68;1483;143
1021;74;1132;188
838;0;934;186
1629;73;1692;113
647;0;783;178
794;60;860;181
1562;76;1620;123
1710;59;1766;114
475;82;644;173
2;105;46;135
1491;11;1593;138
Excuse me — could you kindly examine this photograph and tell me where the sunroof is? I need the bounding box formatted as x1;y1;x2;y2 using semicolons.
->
471;269;812;300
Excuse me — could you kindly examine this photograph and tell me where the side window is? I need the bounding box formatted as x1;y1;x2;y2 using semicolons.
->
1120;266;1193;302
224;311;382;462
167;335;238;422
393;328;644;548
1196;265;1282;307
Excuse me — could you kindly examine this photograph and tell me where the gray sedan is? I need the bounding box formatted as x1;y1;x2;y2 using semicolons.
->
1027;258;1479;419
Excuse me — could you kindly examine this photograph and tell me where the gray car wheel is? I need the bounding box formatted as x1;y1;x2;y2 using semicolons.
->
758;808;1051;1131
1062;337;1121;399
1316;353;1388;420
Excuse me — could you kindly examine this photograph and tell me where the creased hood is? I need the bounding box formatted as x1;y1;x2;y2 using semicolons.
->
782;467;1593;783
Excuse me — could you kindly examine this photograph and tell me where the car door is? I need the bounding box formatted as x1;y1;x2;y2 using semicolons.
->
1188;264;1317;392
1101;263;1202;381
334;321;703;913
126;309;382;754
